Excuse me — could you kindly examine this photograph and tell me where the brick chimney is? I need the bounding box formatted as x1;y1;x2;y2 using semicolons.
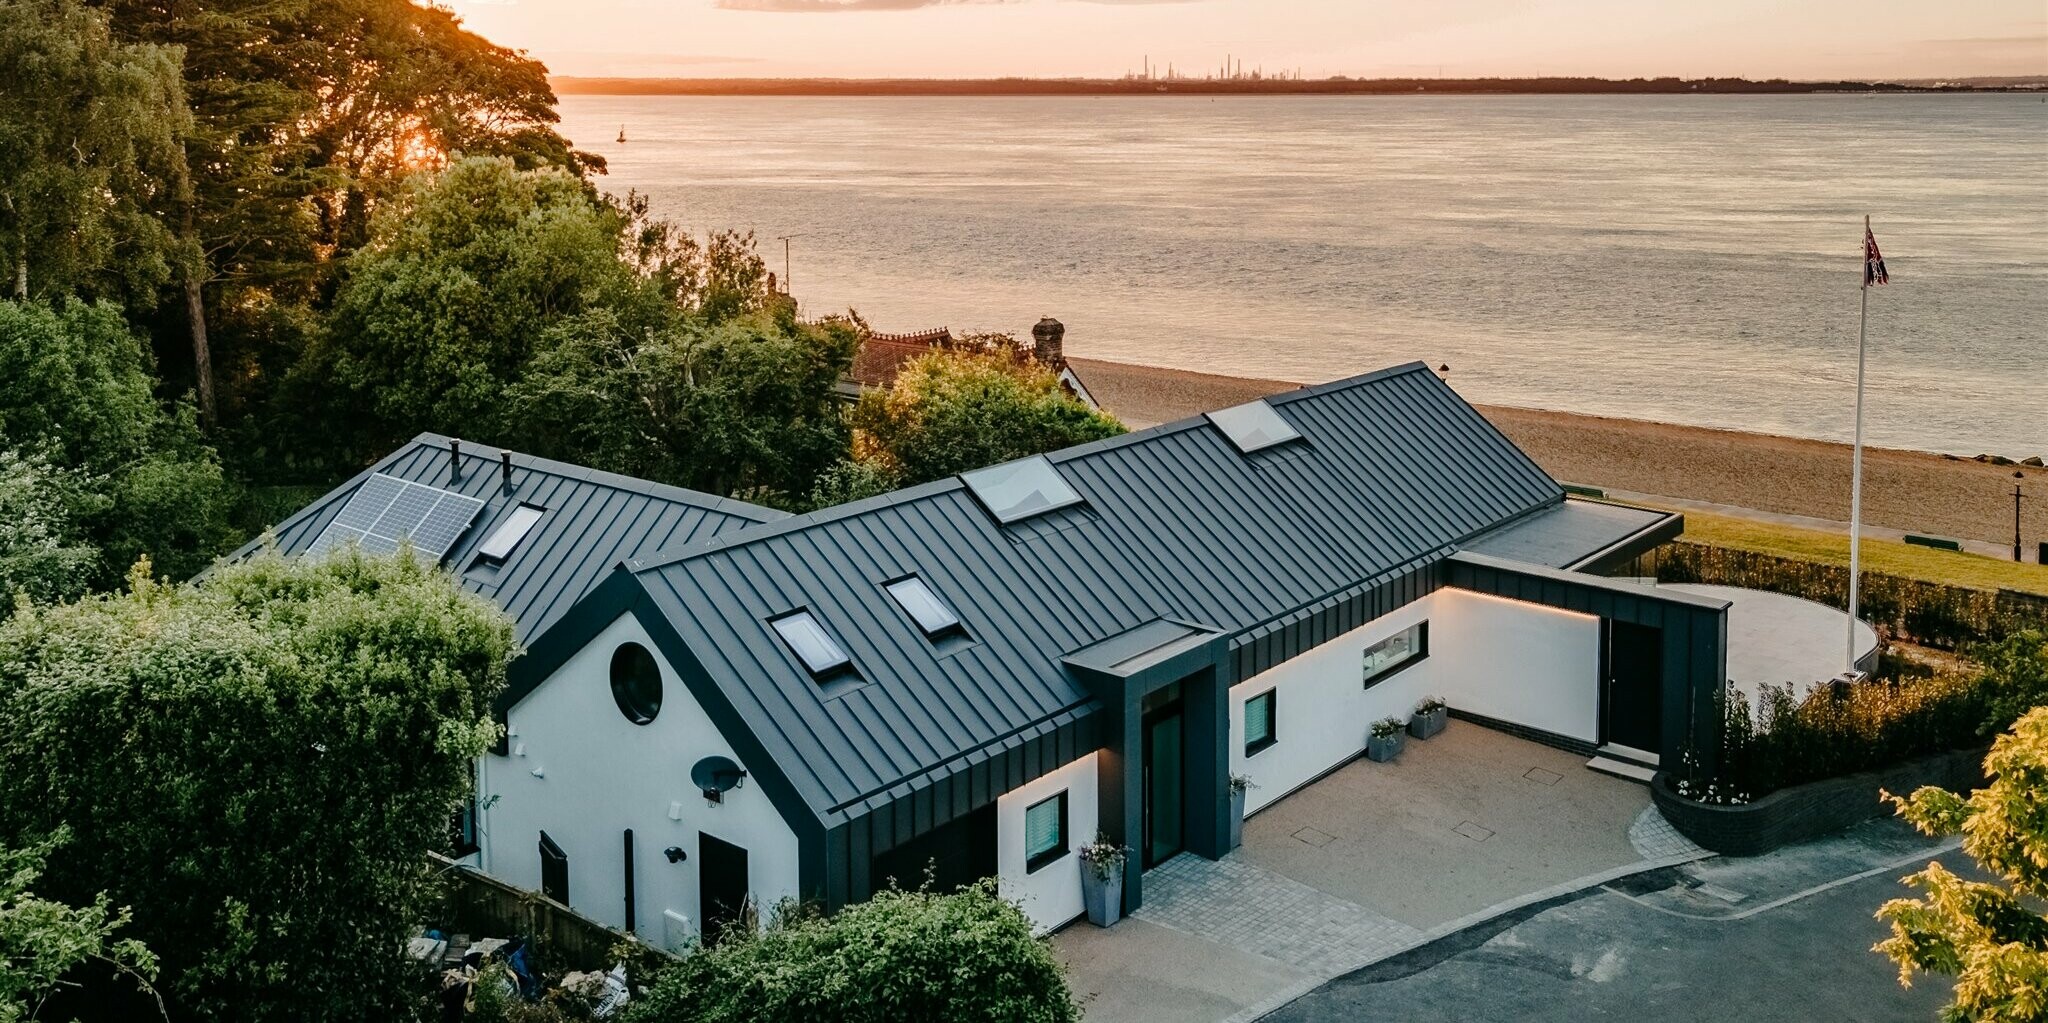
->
1030;317;1065;367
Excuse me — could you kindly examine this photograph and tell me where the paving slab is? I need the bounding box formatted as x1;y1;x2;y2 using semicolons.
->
1054;916;1310;1023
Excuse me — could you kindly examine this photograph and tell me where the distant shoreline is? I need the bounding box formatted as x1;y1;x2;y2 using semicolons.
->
553;75;2039;98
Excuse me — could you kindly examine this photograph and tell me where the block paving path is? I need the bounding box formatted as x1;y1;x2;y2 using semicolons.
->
1135;851;1424;978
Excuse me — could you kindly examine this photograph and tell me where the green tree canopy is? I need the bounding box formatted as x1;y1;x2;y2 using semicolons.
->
0;300;233;583
623;882;1077;1023
0;548;516;1022
1877;632;2048;1023
0;452;99;615
850;351;1126;487
0;829;159;1023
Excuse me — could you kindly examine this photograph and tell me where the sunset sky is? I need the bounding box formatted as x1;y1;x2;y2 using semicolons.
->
446;0;2046;80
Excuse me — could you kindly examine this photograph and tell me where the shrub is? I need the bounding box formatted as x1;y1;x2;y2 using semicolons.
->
622;882;1077;1023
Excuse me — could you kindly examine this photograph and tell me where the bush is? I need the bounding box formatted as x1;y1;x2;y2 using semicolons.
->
0;548;515;1022
850;351;1125;486
622;882;1077;1023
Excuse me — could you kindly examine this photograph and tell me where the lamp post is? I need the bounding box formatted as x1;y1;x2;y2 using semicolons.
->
775;234;800;292
2015;471;2027;563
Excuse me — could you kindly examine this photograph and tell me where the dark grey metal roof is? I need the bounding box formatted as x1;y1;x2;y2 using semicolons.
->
621;362;1564;825
1460;499;1678;570
223;433;784;644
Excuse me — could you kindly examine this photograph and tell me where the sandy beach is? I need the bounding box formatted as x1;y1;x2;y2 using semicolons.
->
1071;357;2046;552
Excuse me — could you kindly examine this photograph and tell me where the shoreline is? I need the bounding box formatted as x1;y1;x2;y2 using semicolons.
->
552;77;2030;97
1069;357;2046;551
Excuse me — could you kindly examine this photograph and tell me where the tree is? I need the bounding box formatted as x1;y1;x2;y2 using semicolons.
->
0;301;234;584
806;458;902;510
0;0;189;305
0;549;516;1023
1877;666;2048;1023
622;882;1078;1023
0;452;99;616
851;352;1126;486
0;829;160;1023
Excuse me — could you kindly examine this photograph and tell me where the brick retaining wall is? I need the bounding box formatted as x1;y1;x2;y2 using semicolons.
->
1650;746;1988;856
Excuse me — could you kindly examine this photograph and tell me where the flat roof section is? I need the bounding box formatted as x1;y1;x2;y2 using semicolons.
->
1460;499;1679;571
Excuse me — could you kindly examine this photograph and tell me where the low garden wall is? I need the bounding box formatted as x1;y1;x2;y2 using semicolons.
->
1650;745;1988;857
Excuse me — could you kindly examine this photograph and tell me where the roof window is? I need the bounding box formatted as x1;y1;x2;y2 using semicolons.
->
476;504;545;562
770;610;854;679
1207;399;1302;453
961;456;1083;524
885;576;963;639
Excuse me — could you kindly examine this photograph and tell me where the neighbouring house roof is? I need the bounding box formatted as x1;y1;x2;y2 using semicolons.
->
839;327;1100;408
547;362;1566;827
1461;498;1680;572
220;435;784;645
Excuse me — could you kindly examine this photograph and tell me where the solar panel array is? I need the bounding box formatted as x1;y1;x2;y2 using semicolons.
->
306;473;485;562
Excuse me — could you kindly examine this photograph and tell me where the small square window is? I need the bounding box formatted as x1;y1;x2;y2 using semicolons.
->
770;610;853;679
885;576;963;639
1023;791;1068;873
1244;689;1277;756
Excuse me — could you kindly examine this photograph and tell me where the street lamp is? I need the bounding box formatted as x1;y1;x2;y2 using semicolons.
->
775;234;801;293
2015;471;2027;563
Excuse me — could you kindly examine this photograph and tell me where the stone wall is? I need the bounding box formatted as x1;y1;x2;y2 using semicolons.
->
1650;746;1988;857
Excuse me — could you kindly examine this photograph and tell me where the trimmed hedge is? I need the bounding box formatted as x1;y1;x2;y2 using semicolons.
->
1652;541;2048;650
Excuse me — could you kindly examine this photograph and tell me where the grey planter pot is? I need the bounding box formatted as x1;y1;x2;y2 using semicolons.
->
1409;706;1448;740
1366;731;1404;762
1228;787;1247;849
1080;865;1123;927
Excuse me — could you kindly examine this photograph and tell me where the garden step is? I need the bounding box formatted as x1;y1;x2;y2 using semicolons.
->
1587;756;1658;784
1596;742;1660;768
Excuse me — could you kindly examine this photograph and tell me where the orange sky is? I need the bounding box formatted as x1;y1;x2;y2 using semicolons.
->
443;0;2046;80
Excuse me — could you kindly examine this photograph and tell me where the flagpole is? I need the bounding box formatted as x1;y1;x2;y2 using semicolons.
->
1847;214;1870;671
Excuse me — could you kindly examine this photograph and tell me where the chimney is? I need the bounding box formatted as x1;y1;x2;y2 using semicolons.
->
449;438;462;478
499;449;513;491
1030;317;1065;367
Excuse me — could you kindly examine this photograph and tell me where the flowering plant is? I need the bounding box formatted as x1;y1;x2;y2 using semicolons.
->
1077;832;1129;881
1370;716;1405;739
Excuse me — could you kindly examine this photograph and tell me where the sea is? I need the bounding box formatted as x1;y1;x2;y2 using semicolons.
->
557;94;2046;457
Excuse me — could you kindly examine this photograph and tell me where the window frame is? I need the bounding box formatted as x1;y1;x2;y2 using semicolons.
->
1361;621;1430;691
476;503;546;563
1244;688;1278;757
609;642;663;725
884;575;965;640
1022;791;1070;874
770;609;855;680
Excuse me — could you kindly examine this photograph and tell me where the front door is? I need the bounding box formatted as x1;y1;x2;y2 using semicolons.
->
1142;699;1186;868
698;833;749;947
1604;621;1664;754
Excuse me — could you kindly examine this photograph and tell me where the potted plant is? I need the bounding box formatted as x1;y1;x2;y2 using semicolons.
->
1409;695;1449;739
1078;833;1130;927
1227;773;1256;849
1367;716;1406;762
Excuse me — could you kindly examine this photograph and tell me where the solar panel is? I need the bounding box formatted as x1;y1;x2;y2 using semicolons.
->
1207;399;1302;453
307;473;485;563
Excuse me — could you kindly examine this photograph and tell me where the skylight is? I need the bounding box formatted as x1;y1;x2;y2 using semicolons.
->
1207;399;1303;453
960;456;1083;524
770;610;853;679
476;504;545;562
885;576;962;639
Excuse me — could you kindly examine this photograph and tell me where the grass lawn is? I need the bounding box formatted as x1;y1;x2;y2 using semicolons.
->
1668;508;2048;596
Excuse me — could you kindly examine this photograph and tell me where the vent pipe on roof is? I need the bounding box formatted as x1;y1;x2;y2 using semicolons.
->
449;438;462;478
500;449;513;491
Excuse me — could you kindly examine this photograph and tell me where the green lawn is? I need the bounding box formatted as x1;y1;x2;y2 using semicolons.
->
1667;508;2048;596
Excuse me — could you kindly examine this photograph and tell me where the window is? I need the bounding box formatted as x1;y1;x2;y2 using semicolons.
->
539;831;569;904
1207;399;1302;453
885;576;963;639
960;456;1084;524
1244;689;1277;756
477;504;545;562
609;642;663;724
770;610;853;679
1023;791;1069;873
1362;622;1429;689
449;797;480;857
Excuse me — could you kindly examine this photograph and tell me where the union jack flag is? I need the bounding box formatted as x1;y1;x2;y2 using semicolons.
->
1863;226;1889;287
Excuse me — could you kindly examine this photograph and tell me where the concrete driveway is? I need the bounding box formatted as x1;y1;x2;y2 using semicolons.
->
1056;724;1686;1023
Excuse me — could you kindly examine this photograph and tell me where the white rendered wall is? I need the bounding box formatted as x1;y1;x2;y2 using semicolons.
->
995;753;1098;935
481;613;801;948
1228;588;1601;816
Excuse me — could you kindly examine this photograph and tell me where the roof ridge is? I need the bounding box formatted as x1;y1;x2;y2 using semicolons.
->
407;432;786;523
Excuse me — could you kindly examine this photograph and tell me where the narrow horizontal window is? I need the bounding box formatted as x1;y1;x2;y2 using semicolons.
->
1244;689;1277;756
885;576;962;639
1362;621;1429;689
1024;791;1069;873
771;611;853;679
477;504;545;562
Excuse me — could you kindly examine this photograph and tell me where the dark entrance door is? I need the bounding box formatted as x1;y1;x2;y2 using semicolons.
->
870;802;997;893
1604;621;1664;754
698;833;749;947
538;831;568;904
1142;695;1186;868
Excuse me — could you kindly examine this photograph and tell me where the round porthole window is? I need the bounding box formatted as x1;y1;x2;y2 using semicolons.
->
610;642;662;725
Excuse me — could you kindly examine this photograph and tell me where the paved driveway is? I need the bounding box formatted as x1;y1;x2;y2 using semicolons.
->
1056;724;1681;1023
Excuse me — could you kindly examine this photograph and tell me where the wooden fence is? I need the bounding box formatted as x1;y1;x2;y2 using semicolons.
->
1648;541;2048;650
430;854;672;974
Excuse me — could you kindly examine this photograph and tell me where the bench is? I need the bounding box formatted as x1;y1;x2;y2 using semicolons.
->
1903;534;1964;552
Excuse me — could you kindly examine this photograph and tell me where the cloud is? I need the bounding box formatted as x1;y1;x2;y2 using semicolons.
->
714;0;1196;10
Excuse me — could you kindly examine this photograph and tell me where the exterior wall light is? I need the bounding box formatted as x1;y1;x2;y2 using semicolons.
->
664;846;687;864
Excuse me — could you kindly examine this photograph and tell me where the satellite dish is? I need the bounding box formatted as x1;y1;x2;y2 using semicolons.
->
691;756;747;803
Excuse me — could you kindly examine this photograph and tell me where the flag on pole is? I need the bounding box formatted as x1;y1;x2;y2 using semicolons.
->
1863;226;1890;287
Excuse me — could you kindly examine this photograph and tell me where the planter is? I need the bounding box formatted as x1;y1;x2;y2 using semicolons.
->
1080;867;1123;928
1409;706;1447;740
1366;731;1404;763
1650;745;1989;856
1228;787;1247;849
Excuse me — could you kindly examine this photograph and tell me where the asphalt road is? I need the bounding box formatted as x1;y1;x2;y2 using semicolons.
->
1264;826;1964;1023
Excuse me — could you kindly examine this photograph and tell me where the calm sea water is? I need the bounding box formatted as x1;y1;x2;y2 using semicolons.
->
558;94;2046;456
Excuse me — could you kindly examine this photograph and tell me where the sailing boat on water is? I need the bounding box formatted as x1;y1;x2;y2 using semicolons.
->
617;125;627;144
